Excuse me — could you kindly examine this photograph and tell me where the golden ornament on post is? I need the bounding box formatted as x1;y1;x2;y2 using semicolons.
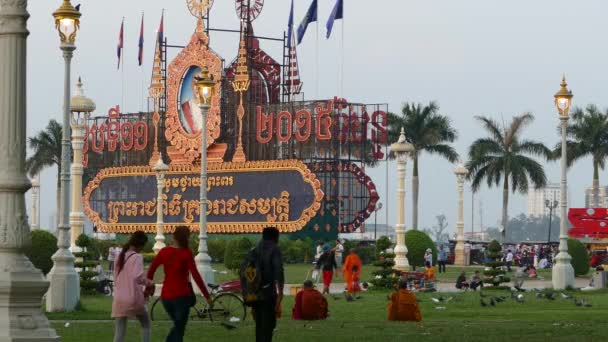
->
194;65;215;105
52;0;81;45
554;74;573;117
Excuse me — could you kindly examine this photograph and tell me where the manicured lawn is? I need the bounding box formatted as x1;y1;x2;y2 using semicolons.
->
49;288;608;341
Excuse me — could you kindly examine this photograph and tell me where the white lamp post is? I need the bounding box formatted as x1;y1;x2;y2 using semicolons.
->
69;77;95;251
46;0;81;312
552;75;575;290
193;65;215;284
0;0;58;339
454;162;468;265
31;176;41;230
153;157;169;254
390;128;414;271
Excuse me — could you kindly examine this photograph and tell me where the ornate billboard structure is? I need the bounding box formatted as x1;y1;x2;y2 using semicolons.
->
83;0;388;237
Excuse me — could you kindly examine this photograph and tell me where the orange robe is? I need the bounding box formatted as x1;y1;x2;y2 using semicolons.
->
424;267;435;281
292;288;328;320
343;253;362;294
387;289;422;321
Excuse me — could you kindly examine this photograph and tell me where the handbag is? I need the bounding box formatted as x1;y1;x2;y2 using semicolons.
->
168;249;197;308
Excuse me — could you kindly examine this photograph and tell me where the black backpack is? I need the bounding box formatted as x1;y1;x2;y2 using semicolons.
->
240;247;267;307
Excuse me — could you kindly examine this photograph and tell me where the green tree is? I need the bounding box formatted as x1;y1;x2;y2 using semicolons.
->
553;104;608;208
24;230;58;275
387;102;459;229
25;119;63;227
404;230;436;268
466;114;551;241
484;240;510;287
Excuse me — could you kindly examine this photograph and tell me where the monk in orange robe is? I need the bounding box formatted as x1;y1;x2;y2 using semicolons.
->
343;249;362;297
292;280;328;320
388;279;422;321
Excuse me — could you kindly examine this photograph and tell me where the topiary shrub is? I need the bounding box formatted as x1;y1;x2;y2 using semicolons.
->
376;236;392;257
24;230;58;275
208;238;227;263
224;237;253;275
370;252;399;290
404;230;436;268
483;240;510;287
567;238;590;276
74;234;99;295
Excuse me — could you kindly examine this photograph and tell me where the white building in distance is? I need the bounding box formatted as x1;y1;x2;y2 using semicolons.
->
584;186;608;208
527;183;566;217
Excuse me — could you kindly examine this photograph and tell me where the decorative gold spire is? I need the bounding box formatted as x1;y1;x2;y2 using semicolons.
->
231;23;249;163
148;39;164;167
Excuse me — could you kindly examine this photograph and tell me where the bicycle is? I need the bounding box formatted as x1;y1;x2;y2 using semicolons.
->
150;280;246;323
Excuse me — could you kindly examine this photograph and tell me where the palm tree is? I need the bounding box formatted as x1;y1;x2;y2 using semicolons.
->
466;113;551;241
387;101;459;229
553;104;608;208
26;120;63;227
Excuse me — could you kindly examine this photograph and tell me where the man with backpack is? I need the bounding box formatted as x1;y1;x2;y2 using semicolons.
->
240;227;284;342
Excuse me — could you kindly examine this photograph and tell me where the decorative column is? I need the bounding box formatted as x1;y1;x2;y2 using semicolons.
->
69;77;95;250
0;0;58;339
194;65;215;284
231;22;250;163
31;175;40;230
454;162;468;265
47;0;82;312
390;128;414;271
153;157;169;254
552;75;575;289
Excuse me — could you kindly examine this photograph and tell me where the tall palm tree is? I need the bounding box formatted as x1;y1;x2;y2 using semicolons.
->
26;119;63;227
466;113;551;241
387;101;459;229
553;104;608;208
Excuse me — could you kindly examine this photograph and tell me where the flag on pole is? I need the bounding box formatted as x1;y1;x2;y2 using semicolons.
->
326;0;343;39
138;13;144;66
117;18;124;70
287;0;294;49
157;11;164;45
297;0;317;45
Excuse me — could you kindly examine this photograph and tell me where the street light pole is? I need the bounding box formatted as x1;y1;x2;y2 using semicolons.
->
374;202;382;241
47;0;81;312
0;0;58;339
545;199;558;244
552;75;575;290
153;158;169;254
194;66;215;285
454;162;468;265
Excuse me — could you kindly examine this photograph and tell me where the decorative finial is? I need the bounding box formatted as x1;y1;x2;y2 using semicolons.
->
561;73;567;87
398;127;406;143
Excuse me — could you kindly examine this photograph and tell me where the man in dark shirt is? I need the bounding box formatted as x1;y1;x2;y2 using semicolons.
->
253;227;284;342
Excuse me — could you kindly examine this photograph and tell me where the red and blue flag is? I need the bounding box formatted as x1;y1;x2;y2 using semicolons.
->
138;13;144;66
117;18;124;70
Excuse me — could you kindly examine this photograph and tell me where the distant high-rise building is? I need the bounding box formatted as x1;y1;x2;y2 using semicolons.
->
584;186;608;208
527;183;565;217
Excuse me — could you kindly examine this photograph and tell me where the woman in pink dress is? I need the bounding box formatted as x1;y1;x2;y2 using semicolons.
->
112;231;154;342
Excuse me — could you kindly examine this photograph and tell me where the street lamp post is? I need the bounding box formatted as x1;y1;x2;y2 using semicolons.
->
374;202;383;241
46;0;81;312
454;162;468;266
31;176;41;230
545;199;558;244
69;78;95;251
552;75;575;290
153;157;169;254
0;0;59;339
194;66;215;284
390;128;414;271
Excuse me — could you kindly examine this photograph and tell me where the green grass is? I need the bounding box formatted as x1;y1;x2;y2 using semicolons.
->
49;288;608;341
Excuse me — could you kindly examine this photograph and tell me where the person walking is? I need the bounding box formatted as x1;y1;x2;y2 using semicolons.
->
108;245;117;272
317;244;337;295
334;240;344;271
251;227;285;342
424;248;433;266
112;231;155;342
343;248;363;301
147;226;212;342
437;245;448;273
505;249;514;272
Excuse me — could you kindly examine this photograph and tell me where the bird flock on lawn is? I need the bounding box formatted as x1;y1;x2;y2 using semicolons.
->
477;289;593;308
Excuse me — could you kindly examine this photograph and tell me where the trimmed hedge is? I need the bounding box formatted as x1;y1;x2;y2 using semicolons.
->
24;230;58;275
224;237;253;275
404;230;436;268
567;238;590;276
484;240;510;286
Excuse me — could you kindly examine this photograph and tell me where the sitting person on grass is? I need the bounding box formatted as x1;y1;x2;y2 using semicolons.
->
422;261;436;291
388;279;422;322
455;271;469;290
292;280;328;320
526;264;537;278
470;270;483;291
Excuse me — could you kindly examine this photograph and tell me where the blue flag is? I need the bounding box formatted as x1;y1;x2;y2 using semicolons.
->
297;0;317;45
326;0;343;39
287;0;294;49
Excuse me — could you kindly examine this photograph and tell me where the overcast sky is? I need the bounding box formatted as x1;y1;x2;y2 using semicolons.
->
24;0;608;235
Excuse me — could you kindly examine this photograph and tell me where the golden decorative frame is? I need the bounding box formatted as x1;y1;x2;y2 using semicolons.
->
83;160;324;234
165;30;223;164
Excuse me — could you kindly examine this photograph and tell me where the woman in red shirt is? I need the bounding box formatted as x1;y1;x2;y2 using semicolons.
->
147;226;211;342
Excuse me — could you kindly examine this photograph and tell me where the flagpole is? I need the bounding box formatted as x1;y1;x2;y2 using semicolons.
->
122;17;125;113
340;8;344;97
315;3;319;100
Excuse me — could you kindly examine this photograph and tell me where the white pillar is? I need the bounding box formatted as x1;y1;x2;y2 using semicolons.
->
390;128;413;271
153;157;168;254
31;176;40;230
0;0;58;339
552;116;575;289
46;43;79;312
69;113;85;250
195;100;214;284
454;163;468;266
